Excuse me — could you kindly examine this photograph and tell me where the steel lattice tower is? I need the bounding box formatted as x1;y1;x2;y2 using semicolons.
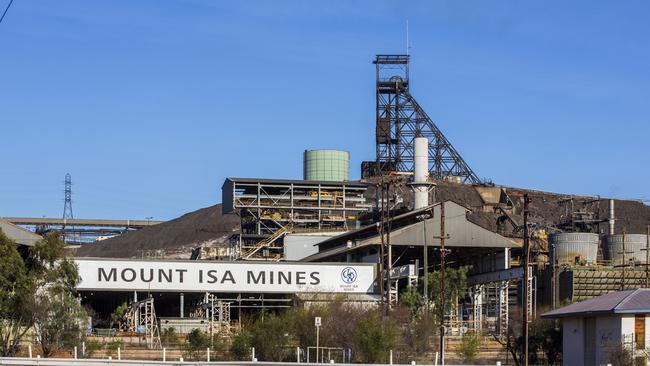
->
63;173;73;220
373;55;481;184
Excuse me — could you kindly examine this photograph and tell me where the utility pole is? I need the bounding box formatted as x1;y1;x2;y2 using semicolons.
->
439;202;446;365
551;243;557;310
417;211;432;302
523;194;530;366
619;229;630;291
430;202;451;364
646;226;650;288
378;182;386;311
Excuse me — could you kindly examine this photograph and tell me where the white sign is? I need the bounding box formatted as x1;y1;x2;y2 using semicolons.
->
314;317;321;327
74;259;375;294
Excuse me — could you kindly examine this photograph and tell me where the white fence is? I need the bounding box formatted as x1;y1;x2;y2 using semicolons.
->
0;359;504;366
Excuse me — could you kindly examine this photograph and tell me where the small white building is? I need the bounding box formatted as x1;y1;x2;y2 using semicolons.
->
542;288;650;366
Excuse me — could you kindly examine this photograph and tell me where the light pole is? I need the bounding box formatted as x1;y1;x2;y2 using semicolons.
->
145;216;153;225
523;194;530;366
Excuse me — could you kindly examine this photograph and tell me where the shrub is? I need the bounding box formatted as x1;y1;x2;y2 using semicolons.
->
230;330;252;360
247;313;293;361
160;327;178;348
184;329;210;360
353;310;398;363
105;340;123;357
84;339;102;358
458;331;481;363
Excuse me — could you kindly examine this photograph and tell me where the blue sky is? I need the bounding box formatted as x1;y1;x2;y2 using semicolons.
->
1;1;649;220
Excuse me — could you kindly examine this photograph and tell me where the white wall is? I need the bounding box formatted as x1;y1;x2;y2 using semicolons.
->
596;315;623;365
563;317;585;366
284;234;335;261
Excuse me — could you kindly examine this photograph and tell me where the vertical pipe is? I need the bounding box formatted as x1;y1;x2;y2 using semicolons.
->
133;291;138;330
180;293;184;318
413;137;430;209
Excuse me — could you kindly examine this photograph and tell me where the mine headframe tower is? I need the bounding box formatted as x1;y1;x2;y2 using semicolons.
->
372;54;481;184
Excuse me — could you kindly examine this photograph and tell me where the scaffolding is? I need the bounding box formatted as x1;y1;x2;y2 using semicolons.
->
121;297;161;349
222;178;370;260
190;294;233;336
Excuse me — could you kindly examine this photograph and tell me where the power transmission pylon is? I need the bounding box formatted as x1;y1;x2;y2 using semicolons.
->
63;173;73;242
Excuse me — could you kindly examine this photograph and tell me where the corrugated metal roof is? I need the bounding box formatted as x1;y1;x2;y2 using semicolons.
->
0;219;42;246
304;201;520;262
542;289;650;318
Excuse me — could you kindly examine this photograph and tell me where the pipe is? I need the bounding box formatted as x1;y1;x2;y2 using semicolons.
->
413;137;430;209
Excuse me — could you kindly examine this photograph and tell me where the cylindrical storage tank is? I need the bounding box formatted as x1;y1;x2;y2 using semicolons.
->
605;234;650;264
303;150;350;181
549;233;599;266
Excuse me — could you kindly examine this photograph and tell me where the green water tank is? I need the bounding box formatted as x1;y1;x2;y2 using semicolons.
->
303;150;350;181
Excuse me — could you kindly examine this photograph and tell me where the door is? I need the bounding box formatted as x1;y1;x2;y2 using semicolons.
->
635;314;645;349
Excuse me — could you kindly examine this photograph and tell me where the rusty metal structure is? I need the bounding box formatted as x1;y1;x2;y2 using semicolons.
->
367;55;481;184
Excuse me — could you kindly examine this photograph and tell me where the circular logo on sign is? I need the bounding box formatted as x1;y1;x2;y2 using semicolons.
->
341;267;357;284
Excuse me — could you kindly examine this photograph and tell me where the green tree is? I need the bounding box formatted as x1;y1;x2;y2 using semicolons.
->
426;266;470;324
247;312;294;361
353;310;398;363
185;328;210;360
0;231;33;356
230;329;252;360
400;285;425;318
110;302;128;329
29;234;87;357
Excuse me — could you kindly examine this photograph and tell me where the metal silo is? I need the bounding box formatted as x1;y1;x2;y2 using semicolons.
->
605;234;650;264
303;150;350;181
549;233;599;266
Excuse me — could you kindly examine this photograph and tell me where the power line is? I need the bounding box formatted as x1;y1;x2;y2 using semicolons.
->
0;0;15;26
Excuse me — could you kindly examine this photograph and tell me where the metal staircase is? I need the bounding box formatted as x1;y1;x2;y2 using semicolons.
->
241;224;292;260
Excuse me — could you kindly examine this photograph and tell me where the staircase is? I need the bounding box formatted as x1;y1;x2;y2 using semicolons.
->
240;225;292;259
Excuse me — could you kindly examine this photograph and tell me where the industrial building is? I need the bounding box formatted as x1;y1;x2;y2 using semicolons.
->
5;53;650;362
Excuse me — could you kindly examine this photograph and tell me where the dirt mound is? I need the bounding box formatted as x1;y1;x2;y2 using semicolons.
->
75;204;239;258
